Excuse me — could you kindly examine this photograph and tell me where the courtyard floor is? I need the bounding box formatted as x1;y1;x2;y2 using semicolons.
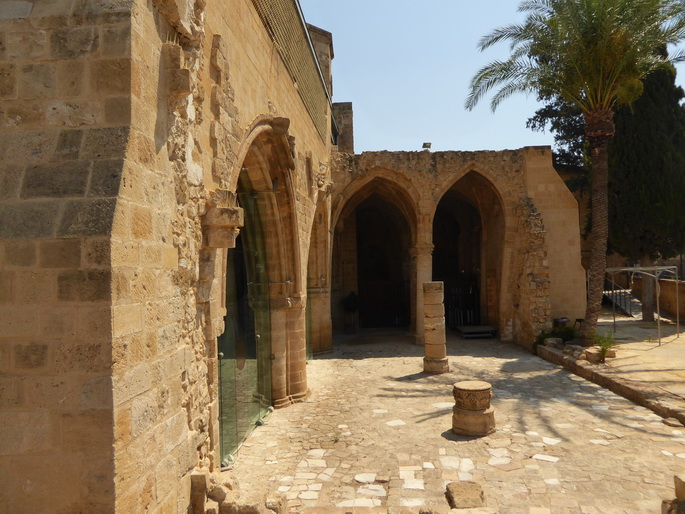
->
227;316;685;513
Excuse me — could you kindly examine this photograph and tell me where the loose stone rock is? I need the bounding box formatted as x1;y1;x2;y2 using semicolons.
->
445;481;485;509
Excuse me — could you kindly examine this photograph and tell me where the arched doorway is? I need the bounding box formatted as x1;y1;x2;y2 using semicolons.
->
433;193;481;328
434;171;505;330
356;195;411;328
332;179;414;332
217;175;272;464
217;120;303;463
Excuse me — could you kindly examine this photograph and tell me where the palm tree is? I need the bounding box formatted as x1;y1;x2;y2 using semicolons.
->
466;0;685;342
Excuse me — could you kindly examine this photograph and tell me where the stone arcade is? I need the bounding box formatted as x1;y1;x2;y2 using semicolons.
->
0;0;585;511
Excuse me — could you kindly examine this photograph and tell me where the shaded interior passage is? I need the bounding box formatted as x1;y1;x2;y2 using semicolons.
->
433;194;482;328
356;197;411;328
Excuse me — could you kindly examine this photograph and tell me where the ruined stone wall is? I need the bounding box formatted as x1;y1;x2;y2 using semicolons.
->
523;147;586;322
330;147;585;346
0;0;132;511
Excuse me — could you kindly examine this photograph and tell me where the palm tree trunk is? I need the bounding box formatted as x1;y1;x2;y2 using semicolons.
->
581;111;615;344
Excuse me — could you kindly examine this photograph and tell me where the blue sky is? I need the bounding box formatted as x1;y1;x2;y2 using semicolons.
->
299;0;685;153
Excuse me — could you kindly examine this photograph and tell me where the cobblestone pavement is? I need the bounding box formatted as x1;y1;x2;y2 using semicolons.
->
228;330;685;513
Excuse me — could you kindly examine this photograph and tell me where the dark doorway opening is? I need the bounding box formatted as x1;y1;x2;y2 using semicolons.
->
433;193;482;329
355;196;410;328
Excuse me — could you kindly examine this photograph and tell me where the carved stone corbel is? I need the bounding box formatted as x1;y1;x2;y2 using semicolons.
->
202;191;244;248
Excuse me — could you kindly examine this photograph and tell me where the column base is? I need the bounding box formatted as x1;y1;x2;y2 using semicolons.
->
452;406;496;437
272;389;310;409
423;357;449;374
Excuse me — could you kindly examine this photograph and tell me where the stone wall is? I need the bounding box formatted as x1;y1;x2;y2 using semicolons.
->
1;0;332;511
109;0;332;510
0;0;132;510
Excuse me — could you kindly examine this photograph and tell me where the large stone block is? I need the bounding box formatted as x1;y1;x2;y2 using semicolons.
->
3;129;58;164
6;30;48;60
0;272;13;303
22;161;91;198
51;26;99;59
88;159;123;197
57;198;116;236
102;23;131;56
46;99;102;127
76;0;133;24
423;281;444;294
60;410;112;452
15;270;56;304
4;101;45;127
13;342;49;370
0;376;24;408
52;129;83;161
0;63;16;98
84;239;110;267
424;326;446;346
90;58;130;95
104;96;131;124
0;1;32;19
424;342;447;360
131;204;153;239
55;341;108;373
0;200;61;238
0;410;54;455
113;361;152;407
78;375;113;409
4;241;36;266
57;269;111;301
56;60;85;97
81;126;129;159
0;165;23;200
18;63;56;99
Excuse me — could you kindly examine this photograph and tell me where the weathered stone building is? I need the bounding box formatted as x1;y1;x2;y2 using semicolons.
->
0;0;585;512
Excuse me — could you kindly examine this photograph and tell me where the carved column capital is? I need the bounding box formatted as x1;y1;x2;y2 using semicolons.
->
410;243;434;257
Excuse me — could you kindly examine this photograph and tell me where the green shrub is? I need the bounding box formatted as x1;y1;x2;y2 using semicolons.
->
533;326;578;350
593;332;616;363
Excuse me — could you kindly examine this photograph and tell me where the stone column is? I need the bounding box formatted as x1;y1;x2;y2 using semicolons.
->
308;286;332;353
452;381;496;437
271;295;309;408
286;297;309;403
423;282;449;374
412;243;434;344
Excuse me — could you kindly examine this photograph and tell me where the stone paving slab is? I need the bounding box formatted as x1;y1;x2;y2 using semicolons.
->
226;329;685;513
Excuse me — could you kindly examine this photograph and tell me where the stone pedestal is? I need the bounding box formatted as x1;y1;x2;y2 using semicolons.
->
423;281;449;374
452;380;495;437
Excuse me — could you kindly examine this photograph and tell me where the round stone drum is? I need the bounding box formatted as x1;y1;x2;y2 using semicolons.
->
452;380;496;437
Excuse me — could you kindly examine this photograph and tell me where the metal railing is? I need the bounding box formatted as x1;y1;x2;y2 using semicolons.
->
603;276;636;317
